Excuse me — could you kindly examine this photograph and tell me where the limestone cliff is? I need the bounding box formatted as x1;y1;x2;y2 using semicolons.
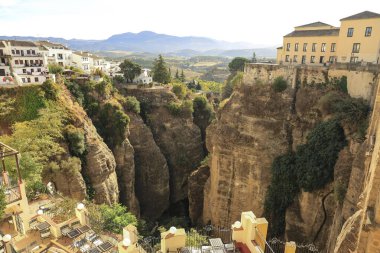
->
203;83;294;226
124;88;204;204
60;86;120;204
188;164;210;225
113;135;140;215
128;113;170;219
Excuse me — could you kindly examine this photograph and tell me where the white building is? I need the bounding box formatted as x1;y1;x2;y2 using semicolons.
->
133;68;153;84
0;40;49;86
36;41;72;67
72;51;92;72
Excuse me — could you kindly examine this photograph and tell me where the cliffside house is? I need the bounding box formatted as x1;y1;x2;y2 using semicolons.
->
277;11;380;65
133;68;153;84
0;142;120;253
0;40;49;86
71;52;109;74
35;41;73;67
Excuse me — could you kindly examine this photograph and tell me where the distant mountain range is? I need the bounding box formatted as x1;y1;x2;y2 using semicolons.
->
0;31;276;58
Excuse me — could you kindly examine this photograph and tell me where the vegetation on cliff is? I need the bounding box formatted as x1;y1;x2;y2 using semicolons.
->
265;89;369;237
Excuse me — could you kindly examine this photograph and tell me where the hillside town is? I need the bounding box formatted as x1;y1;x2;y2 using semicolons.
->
0;40;121;86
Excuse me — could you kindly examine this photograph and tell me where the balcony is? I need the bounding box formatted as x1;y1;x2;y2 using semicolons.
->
13;53;43;57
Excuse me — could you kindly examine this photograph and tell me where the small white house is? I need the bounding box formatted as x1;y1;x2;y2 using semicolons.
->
133;68;153;84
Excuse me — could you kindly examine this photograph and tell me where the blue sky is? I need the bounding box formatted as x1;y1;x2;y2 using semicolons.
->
1;0;380;46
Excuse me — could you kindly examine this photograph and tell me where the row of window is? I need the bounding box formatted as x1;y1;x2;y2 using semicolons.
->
285;55;360;64
286;43;361;53
286;43;336;52
22;68;42;73
347;27;372;37
285;55;337;64
11;49;38;55
21;77;40;83
14;59;44;65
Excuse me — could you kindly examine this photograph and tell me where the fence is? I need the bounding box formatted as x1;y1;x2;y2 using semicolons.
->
264;238;319;253
136;226;233;253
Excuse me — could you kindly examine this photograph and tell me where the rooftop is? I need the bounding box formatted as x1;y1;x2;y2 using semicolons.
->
36;41;69;50
3;40;37;47
340;11;380;21
284;28;340;37
295;21;334;28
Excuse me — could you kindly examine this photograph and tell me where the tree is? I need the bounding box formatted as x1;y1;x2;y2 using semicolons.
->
172;83;187;99
251;52;257;63
175;69;180;79
228;57;249;73
180;69;185;82
119;60;142;83
99;204;137;234
152;55;171;84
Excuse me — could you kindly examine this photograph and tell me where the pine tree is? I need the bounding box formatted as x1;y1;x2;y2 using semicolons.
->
175;69;180;79
251;52;257;63
152;55;171;84
180;69;185;82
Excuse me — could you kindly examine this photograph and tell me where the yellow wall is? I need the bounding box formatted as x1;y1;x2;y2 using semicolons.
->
279;35;338;65
277;14;380;65
337;18;380;63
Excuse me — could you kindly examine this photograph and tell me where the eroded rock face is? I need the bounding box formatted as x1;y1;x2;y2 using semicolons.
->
126;88;204;205
188;164;210;225
128;113;170;219
113;136;140;215
61;86;120;205
203;83;293;226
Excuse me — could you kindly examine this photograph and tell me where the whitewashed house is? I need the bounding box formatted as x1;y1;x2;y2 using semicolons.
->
72;51;92;72
36;41;72;67
0;40;49;85
133;68;153;84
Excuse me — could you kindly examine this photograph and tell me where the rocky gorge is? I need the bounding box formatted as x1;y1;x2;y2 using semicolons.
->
1;64;379;252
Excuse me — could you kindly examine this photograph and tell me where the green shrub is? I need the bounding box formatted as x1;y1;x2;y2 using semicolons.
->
295;120;346;191
98;204;137;234
96;103;130;147
41;79;60;100
167;100;193;117
172;83;187;99
112;75;125;84
26;181;48;200
264;153;298;236
124;96;140;114
64;80;85;105
272;76;288;92
48;64;64;74
318;92;369;140
167;102;182;116
65;125;86;156
265;119;347;236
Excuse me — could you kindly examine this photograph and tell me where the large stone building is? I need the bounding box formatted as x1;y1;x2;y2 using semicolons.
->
277;11;380;65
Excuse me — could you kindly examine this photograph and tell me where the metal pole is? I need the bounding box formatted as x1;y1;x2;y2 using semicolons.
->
15;154;22;184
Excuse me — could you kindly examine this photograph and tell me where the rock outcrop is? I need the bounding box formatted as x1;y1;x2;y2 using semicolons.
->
113;136;140;215
128;113;170;219
125;88;204;204
61;86;120;204
188;164;210;225
203;83;294;226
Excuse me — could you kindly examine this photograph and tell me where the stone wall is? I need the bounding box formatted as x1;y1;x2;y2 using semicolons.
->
244;63;379;101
